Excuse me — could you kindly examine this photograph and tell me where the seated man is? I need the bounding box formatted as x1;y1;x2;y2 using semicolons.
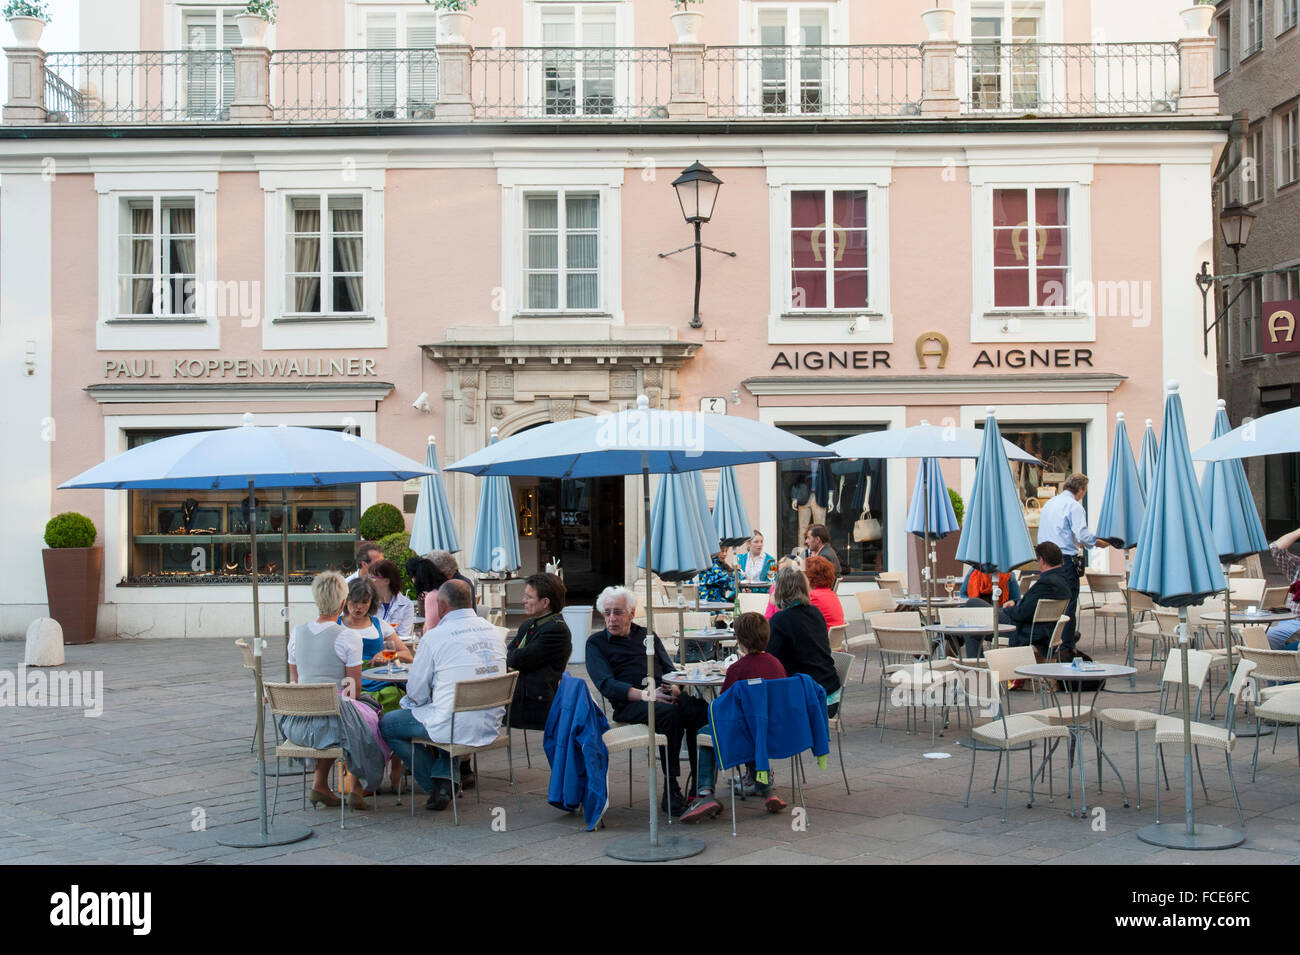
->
999;541;1074;657
1266;527;1300;650
380;579;507;810
681;612;788;823
585;585;708;817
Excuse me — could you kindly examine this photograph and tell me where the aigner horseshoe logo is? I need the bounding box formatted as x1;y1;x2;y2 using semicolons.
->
810;222;848;263
1268;308;1297;345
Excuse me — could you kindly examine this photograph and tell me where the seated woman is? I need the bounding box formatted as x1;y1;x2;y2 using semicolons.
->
767;566;841;718
506;572;572;731
338;577;410;685
369;559;415;640
698;549;737;605
406;556;449;636
680;612;788;823
736;530;776;591
281;571;389;811
763;556;843;630
959;566;1021;607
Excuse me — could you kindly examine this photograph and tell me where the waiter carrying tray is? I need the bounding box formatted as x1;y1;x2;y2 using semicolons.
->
1035;473;1108;654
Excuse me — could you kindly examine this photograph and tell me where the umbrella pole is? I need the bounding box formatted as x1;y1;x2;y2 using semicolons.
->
1111;548;1157;694
281;488;290;682
215;480;311;848
676;584;687;668
1137;609;1244;850
924;463;934;635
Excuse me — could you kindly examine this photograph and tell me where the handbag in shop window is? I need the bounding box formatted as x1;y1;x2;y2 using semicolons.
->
854;509;882;543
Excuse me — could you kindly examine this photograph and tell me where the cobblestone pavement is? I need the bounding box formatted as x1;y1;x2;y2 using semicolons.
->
2;630;1299;865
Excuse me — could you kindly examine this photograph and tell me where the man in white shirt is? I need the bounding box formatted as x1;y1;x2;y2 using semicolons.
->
1035;473;1109;652
345;541;383;583
380;579;507;810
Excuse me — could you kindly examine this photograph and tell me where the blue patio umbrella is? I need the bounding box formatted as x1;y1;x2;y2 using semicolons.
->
692;469;721;556
469;428;521;575
1200;399;1268;564
409;436;460;556
1095;412;1148;690
956;408;1036;643
1138;418;1159;500
637;471;713;583
59;415;433;851
448;395;832;862
711;466;753;549
907;458;959;539
1131;382;1238;851
1196;402;1300;461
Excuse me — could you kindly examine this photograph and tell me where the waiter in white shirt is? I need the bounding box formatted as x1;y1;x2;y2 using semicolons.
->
1035;473;1108;652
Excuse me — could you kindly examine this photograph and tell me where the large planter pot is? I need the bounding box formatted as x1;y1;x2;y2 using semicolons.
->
42;547;102;646
7;15;46;47
670;9;704;44
1180;4;1215;37
920;8;956;42
235;13;270;46
438;11;473;44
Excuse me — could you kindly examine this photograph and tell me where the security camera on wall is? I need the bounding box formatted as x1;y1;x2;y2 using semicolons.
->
412;392;431;413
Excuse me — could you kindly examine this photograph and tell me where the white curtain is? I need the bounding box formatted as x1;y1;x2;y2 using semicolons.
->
131;207;153;314
169;206;195;313
294;207;320;312
333;208;364;312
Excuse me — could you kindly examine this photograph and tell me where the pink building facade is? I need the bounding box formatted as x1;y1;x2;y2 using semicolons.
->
1;0;1228;637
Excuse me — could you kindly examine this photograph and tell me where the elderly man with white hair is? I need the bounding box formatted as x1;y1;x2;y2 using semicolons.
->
585;585;708;816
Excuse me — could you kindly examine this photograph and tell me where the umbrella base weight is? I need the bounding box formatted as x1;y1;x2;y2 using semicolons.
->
1230;724;1273;739
605;834;706;862
1137;823;1244;851
214;821;313;849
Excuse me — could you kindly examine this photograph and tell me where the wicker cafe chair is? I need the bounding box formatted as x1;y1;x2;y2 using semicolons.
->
738;593;770;615
830;651;853;794
1096;648;1212;810
1262;586;1290;611
401;671;521;826
1251;686;1300;782
1153;659;1256;828
873;614;954;743
1131;607;1179;669
850;589;898;681
1082;571;1126;650
952;662;1070;823
1227;577;1266;609
262;681;347;829
827;624;847;653
603;723;671;816
235;639;260;754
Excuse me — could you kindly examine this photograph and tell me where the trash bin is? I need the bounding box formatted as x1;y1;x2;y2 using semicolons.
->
563;605;595;665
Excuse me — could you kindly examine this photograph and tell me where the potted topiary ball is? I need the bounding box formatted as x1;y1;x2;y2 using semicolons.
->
42;512;102;645
360;502;405;540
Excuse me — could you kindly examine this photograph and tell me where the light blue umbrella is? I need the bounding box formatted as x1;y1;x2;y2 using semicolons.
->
1138;418;1159;500
692;469;720;556
448;395;832;861
409;436;460;556
59;414;433;851
711;466;753;548
1095;412;1147;690
1195;401;1300;461
907;458;959;539
830;422;1040;463
1200;399;1268;564
1131;382;1238;852
637;471;713;583
469;428;521;575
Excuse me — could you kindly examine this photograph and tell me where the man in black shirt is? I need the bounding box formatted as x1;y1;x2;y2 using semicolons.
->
585;585;707;816
1001;541;1074;655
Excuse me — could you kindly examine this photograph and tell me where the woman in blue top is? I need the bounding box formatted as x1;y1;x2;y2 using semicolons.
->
337;576;410;693
735;531;776;590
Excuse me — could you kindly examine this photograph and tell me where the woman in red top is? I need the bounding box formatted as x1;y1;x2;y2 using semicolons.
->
803;556;845;629
681;613;787;823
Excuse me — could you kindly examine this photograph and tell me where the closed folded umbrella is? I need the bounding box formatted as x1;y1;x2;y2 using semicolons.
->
409;436;460;556
711;466;753;549
637;471;715;665
1131;382;1238;851
1095;412;1147;690
1138;418;1159;500
469;428;521;575
907;458;959;539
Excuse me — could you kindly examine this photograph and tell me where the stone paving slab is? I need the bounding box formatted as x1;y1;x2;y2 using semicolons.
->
1;634;1299;865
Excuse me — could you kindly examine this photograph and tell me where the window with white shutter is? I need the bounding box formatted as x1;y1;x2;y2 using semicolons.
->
361;7;440;119
182;7;240;119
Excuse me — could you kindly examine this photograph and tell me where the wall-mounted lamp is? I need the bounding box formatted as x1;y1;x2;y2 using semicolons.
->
659;161;737;329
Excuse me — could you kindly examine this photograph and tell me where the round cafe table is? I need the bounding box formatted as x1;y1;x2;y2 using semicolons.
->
362;665;409;683
1014;662;1134;817
677;628;735;662
697;600;735;613
662;668;726;700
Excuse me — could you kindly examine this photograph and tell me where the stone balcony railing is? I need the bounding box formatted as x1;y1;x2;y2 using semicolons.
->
3;35;1219;126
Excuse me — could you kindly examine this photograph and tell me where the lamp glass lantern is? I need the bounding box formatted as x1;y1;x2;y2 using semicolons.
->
672;161;723;224
1218;201;1256;254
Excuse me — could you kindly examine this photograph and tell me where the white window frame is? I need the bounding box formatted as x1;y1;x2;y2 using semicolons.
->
765;162;892;346
499;166;623;324
522;1;634;118
344;2;441;120
956;0;1061;114
969;160;1094;344
96;171;219;351
283;192;368;318
1279;104;1300;189
739;2;848;116
165;2;261;119
1280;0;1299;34
260;167;387;351
1244;0;1265;57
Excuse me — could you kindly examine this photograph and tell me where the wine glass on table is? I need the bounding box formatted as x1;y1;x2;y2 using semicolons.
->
944;576;957;600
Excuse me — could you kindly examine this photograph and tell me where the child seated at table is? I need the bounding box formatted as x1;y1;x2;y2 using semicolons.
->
681;612;787;823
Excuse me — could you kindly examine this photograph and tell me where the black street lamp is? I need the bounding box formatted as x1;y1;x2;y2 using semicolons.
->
1199;201;1258;357
660;161;735;329
1218;201;1256;272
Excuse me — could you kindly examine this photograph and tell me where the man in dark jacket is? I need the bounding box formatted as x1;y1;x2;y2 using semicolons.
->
506;573;572;731
1000;541;1073;654
585;585;707;816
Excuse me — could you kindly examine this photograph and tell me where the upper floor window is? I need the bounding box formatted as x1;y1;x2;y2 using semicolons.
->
1245;0;1265;56
1282;0;1299;33
757;5;831;115
286;194;366;316
1216;12;1232;74
359;8;439;119
1279;105;1300;188
524;191;600;310
540;4;618;116
992;188;1069;309
1244;123;1265;202
182;6;240;119
789;189;868;311
118;196;198;318
970;3;1041;112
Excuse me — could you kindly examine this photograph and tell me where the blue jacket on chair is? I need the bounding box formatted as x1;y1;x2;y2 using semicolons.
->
543;672;610;831
707;673;830;784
